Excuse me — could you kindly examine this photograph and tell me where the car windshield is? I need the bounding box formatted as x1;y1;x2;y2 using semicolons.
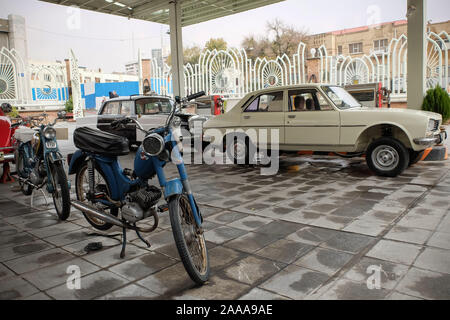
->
322;86;362;109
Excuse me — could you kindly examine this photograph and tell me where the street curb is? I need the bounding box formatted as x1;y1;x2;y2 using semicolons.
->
420;146;448;161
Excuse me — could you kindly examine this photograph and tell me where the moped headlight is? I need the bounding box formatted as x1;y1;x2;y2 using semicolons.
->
143;133;165;156
43;127;56;140
172;116;182;128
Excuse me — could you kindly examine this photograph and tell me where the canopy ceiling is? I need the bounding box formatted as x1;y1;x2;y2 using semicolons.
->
40;0;286;26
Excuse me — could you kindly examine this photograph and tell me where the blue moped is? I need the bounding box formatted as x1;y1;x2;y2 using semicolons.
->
68;92;209;284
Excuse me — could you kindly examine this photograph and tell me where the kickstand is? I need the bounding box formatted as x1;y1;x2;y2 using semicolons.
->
31;188;49;209
120;226;127;259
135;225;151;248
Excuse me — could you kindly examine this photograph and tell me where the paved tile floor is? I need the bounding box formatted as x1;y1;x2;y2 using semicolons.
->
0;124;449;300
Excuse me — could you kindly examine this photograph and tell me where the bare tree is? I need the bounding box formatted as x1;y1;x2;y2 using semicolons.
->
242;19;308;60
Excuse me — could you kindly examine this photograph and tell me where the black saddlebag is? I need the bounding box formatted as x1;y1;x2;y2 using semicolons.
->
74;127;130;156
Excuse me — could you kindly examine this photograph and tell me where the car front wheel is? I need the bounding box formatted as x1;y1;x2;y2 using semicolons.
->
366;137;409;177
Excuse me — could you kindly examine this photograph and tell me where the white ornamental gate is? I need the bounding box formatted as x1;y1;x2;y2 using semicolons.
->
150;32;448;100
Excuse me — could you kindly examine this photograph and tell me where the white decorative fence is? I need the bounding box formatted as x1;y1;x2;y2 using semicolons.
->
149;32;449;100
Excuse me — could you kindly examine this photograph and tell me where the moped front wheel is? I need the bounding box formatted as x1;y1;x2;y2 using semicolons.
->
49;162;71;221
15;150;33;196
169;194;209;285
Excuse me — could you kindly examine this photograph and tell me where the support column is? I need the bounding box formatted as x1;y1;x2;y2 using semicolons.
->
407;0;427;110
169;0;185;97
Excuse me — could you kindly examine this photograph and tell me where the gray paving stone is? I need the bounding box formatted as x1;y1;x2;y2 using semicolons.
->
413;247;450;274
227;215;273;231
384;226;433;245
239;287;290;300
253;220;303;239
294;247;353;276
343;257;409;290
0;263;14;280
4;248;75;274
310;215;353;230
204;226;247;244
224;255;285;285
397;214;442;231
28;222;83;239
260;265;330;300
322;232;375;254
286;226;340;245
83;244;149;268
46;270;129;300
225;231;278;253
343;219;388;237
208;246;245;270
109;251;177;281
366;240;421;265
427;231;450;250
20;292;53;300
206;211;248;224
174;275;251;300
387;291;423;300
22;258;100;290
137;263;195;295
0;276;39;300
62;236;121;256
44;229;93;246
396;267;450;300
0;239;54;262
256;239;314;264
97;284;158;300
319;278;390;300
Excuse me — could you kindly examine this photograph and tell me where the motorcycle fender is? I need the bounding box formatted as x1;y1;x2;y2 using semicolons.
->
46;151;71;191
164;178;183;199
68;150;87;175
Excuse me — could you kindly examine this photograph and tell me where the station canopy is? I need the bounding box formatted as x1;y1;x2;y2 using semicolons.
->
40;0;286;26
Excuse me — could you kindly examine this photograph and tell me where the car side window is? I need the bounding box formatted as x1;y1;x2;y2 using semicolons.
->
244;92;284;112
289;90;334;112
120;101;133;116
101;101;120;115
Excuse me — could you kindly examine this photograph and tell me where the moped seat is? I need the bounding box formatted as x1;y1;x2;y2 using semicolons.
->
74;127;130;156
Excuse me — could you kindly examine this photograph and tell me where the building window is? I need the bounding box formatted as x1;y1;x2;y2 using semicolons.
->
349;42;363;54
374;39;388;52
338;45;343;55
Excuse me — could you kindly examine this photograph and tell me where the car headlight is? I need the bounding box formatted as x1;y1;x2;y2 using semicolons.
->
427;119;439;132
43;127;56;140
142;133;165;156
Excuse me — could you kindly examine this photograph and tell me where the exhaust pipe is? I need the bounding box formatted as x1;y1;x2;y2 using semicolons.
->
71;200;158;233
72;200;131;229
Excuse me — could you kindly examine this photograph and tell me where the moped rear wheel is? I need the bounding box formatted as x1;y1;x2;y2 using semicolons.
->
75;162;118;231
169;194;209;285
49;162;71;221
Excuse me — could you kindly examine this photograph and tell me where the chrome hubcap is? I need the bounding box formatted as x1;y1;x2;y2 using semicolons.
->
372;145;399;171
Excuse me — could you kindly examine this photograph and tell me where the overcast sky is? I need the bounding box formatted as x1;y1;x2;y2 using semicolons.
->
0;0;449;73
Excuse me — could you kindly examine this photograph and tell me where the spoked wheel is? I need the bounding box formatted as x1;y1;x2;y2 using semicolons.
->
75;162;118;230
49;162;71;220
15;150;33;196
169;194;209;285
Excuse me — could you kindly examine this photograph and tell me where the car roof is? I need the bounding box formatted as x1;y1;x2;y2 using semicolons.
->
106;94;173;102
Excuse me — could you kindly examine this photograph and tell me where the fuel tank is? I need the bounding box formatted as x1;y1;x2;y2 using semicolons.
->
134;146;156;180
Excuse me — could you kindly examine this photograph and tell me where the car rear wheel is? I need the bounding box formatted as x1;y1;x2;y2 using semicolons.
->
366;137;409;177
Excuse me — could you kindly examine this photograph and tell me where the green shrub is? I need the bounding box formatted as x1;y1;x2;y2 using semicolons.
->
65;97;73;113
422;85;450;122
7;106;20;119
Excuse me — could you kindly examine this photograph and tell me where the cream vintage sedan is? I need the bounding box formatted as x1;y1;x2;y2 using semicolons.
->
203;84;447;177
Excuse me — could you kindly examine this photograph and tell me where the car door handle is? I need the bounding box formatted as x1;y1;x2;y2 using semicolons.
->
243;116;251;120
288;115;296;119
